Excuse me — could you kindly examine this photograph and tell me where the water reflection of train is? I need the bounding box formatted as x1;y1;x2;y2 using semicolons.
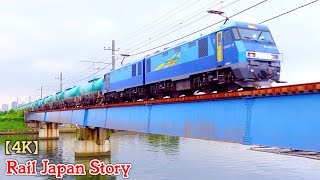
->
19;21;281;111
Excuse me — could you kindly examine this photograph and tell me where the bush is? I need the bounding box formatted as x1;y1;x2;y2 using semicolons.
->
0;110;29;132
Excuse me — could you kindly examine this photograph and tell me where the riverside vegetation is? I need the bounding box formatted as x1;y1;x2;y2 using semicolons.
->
0;110;29;132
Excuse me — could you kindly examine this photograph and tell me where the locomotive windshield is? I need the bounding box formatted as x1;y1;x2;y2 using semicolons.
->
237;28;274;43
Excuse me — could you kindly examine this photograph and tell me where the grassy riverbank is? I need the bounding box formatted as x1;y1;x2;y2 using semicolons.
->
0;110;29;132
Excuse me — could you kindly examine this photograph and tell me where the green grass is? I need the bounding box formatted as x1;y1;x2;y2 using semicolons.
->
0;110;29;132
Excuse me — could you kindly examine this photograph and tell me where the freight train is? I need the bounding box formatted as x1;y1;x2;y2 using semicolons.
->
19;21;281;111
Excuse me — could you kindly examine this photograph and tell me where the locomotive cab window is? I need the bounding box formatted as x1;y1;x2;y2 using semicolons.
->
223;30;233;43
237;28;275;43
231;28;240;40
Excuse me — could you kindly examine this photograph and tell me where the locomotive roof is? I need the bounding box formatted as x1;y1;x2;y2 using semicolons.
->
215;21;270;32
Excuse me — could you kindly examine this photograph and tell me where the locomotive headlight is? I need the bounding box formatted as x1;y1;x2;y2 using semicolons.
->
247;52;256;58
271;54;279;60
247;51;281;60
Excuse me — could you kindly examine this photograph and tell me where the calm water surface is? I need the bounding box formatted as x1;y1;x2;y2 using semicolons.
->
0;132;319;180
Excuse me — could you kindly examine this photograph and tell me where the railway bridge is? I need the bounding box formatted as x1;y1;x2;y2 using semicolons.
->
26;82;320;156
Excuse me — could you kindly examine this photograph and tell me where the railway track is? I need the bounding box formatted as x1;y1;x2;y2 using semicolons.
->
32;82;320;112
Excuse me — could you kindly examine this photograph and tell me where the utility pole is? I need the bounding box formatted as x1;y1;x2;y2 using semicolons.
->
104;40;119;70
55;72;63;91
60;72;62;92
112;40;115;70
40;86;43;99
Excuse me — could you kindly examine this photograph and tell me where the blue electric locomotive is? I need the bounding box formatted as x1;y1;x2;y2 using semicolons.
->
23;20;282;110
103;21;281;102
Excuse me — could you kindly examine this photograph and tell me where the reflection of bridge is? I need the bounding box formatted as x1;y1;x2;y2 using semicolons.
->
27;82;320;156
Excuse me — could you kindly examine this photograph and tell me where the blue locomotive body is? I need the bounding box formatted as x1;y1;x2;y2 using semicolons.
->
103;21;281;101
106;60;144;92
144;36;215;84
143;21;280;87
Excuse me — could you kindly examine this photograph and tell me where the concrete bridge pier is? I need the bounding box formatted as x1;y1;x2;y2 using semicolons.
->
75;127;112;157
25;120;39;129
39;122;59;140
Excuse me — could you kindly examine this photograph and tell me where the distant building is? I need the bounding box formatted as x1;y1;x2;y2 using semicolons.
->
18;103;25;109
2;104;9;112
11;101;18;110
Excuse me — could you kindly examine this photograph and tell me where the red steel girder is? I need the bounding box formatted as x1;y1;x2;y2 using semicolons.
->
33;82;320;113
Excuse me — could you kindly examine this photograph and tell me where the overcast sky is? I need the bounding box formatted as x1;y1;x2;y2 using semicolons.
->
0;0;319;107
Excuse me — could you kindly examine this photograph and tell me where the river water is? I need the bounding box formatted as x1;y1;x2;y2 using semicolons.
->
0;132;319;180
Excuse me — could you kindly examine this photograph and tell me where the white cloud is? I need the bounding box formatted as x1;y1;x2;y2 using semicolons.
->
87;19;113;38
31;60;69;72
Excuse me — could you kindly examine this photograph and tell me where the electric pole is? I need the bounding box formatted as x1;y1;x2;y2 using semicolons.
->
55;72;63;91
112;40;115;70
40;86;43;99
104;40;119;70
60;72;62;92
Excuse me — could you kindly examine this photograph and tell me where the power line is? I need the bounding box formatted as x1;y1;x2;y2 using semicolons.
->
63;51;106;82
127;0;269;57
63;54;123;86
53;1;219;88
63;59;113;85
63;68;101;85
65;0;268;84
259;0;319;24
124;0;240;55
63;40;117;86
116;0;198;44
63;64;95;82
120;0;226;53
121;0;319;71
65;54;126;85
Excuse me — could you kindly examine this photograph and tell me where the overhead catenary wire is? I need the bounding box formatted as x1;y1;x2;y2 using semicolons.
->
259;0;319;24
56;50;112;89
63;55;123;85
39;49;108;92
120;0;229;53
64;62;104;83
58;0;218;85
123;0;240;56
127;0;269;57
59;0;268;86
63;50;106;82
52;0;320;90
116;0;199;45
63;67;103;86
